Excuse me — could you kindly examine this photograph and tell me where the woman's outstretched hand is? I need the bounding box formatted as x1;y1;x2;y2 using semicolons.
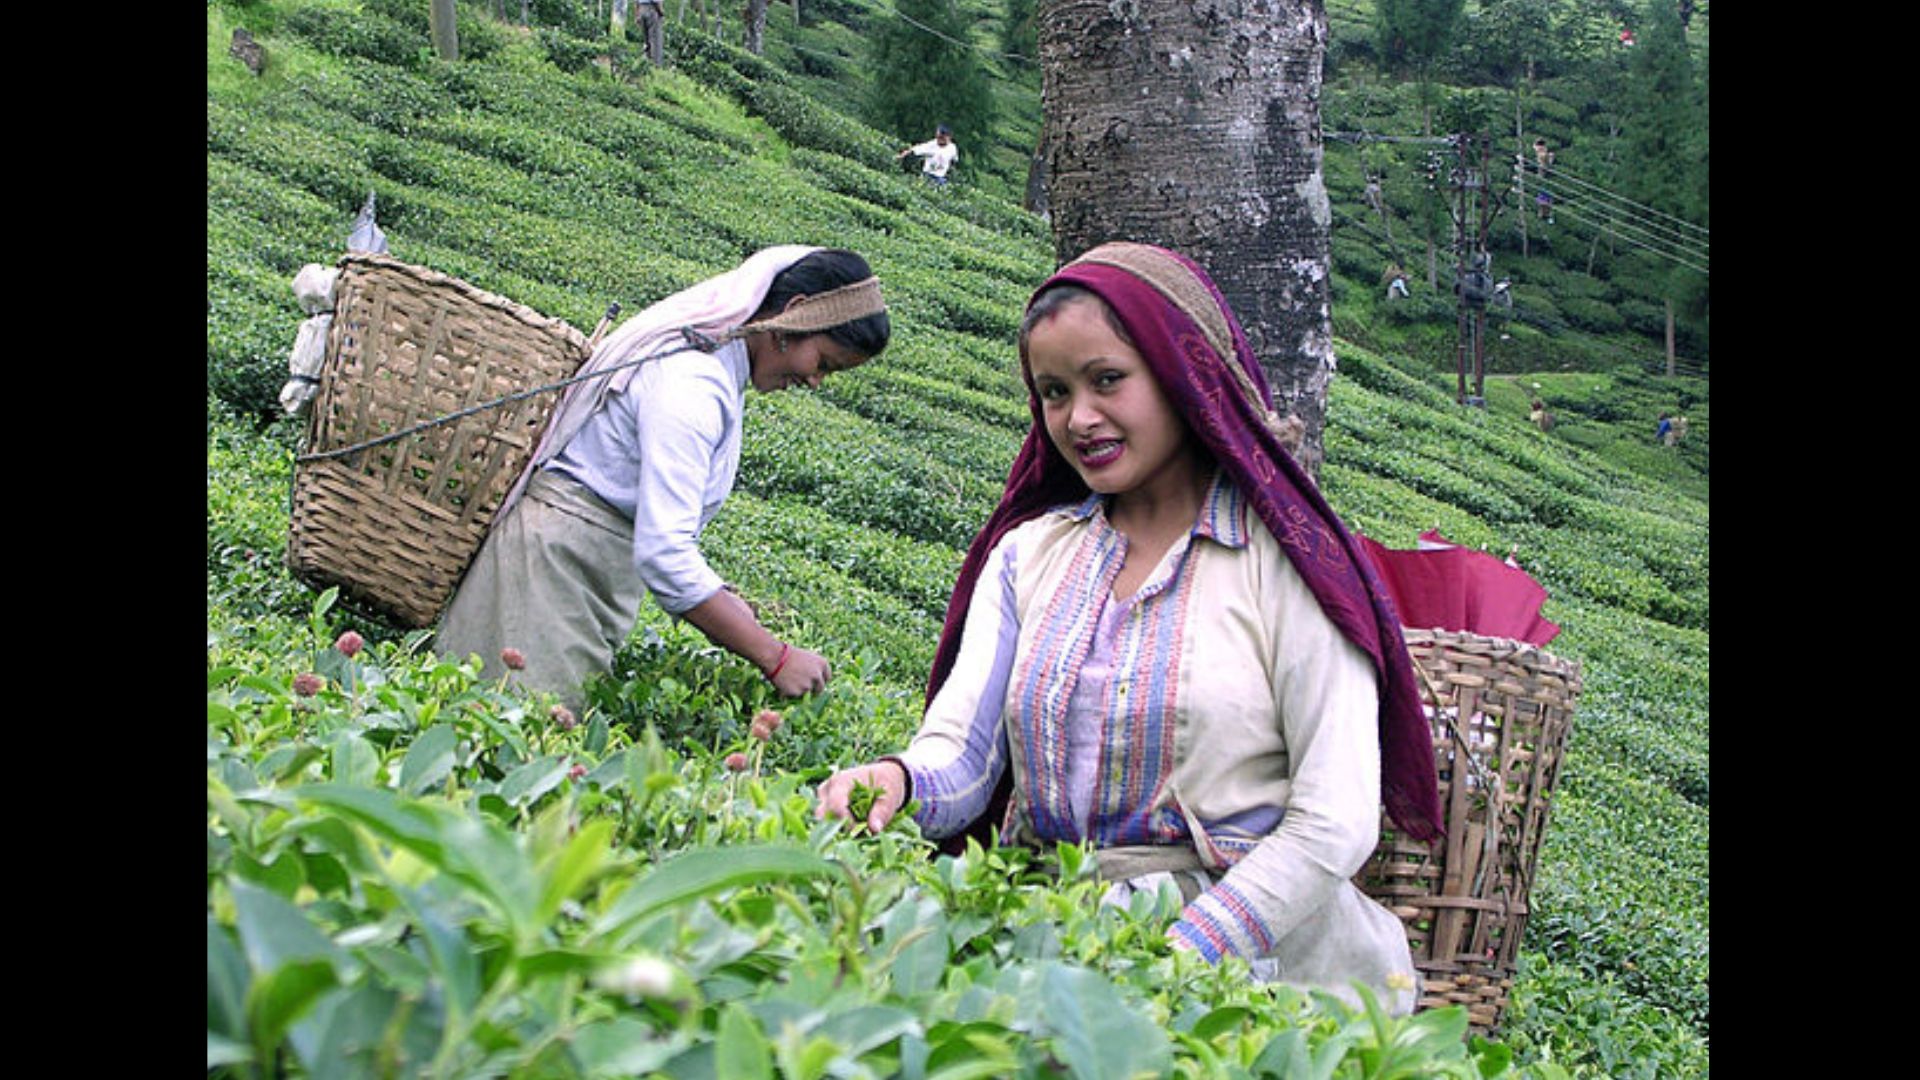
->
768;643;830;697
814;759;908;834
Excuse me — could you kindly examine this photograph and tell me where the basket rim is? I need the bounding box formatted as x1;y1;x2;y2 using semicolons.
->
1400;626;1581;679
335;252;590;350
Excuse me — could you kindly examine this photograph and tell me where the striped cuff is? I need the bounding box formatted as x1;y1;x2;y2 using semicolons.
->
1169;880;1274;963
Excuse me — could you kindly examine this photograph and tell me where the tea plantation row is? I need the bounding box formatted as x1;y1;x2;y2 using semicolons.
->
208;4;1706;1075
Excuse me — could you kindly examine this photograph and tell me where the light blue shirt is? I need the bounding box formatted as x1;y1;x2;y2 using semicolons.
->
546;339;750;614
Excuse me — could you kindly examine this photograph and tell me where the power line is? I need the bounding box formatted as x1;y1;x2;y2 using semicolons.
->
1325;129;1453;146
1331;133;1709;273
1521;166;1708;261
1530;188;1707;270
1326;167;1707;378
1534;160;1707;240
1551;202;1709;276
1329;133;1710;263
836;0;1037;68
1522;169;1707;256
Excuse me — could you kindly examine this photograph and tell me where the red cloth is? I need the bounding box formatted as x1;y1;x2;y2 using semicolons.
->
1356;532;1560;645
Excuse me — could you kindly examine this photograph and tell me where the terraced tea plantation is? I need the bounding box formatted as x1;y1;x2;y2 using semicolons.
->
208;4;1707;1076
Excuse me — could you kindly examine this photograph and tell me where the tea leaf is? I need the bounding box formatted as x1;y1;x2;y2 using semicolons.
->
1189;1005;1252;1042
1038;962;1171;1080
328;732;381;787
813;1004;921;1061
206;1032;252;1070
245;958;337;1062
596;844;839;938
207;914;251;1045
571;1018;692;1075
716;1002;774;1080
497;754;569;806
230;878;340;974
397;884;483;1019
398;723;457;795
536;818;617;925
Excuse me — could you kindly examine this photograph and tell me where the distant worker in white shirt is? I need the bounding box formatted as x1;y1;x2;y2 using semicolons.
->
897;124;959;188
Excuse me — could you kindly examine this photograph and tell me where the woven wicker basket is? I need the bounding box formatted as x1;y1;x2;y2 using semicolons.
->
1356;628;1581;1036
286;253;591;628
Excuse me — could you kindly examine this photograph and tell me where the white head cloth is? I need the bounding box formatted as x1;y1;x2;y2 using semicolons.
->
497;245;822;523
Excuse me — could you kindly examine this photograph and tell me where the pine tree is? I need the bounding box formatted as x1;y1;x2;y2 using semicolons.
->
865;0;994;158
1623;0;1707;366
1373;0;1465;135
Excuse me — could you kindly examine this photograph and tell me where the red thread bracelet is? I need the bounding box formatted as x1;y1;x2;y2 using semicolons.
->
765;642;792;682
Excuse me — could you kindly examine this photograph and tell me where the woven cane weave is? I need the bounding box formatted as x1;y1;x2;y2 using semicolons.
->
287;253;590;627
1355;628;1581;1035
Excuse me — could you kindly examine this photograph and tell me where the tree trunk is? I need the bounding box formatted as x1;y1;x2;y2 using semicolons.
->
1513;91;1527;259
1038;0;1336;478
429;0;459;60
744;0;769;53
1665;298;1676;375
1023;132;1049;218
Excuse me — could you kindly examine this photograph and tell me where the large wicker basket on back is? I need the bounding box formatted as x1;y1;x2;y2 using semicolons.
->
287;253;591;627
1356;628;1581;1036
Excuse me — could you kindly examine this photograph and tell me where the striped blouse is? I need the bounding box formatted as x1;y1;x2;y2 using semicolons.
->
896;474;1415;998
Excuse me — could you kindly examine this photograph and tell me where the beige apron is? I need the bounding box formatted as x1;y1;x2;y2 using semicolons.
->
436;470;643;713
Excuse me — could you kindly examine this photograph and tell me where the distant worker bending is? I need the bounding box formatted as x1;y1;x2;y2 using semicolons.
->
897;124;959;188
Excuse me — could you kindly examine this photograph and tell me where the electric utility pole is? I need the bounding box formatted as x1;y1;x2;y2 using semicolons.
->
1446;132;1503;406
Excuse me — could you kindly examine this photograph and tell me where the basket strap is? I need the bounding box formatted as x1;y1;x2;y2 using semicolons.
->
294;329;713;464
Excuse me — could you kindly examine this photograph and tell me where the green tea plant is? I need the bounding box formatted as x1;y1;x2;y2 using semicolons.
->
209;591;1565;1078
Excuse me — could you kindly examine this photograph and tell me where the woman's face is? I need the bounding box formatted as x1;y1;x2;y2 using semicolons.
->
748;331;868;393
1025;296;1201;501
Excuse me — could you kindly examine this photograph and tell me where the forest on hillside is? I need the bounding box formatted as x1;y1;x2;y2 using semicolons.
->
690;0;1711;378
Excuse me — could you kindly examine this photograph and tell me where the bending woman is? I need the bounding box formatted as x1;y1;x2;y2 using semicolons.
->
816;242;1441;1013
439;246;890;712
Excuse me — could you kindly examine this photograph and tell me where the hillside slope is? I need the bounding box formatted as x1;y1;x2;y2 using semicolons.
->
207;3;1707;1075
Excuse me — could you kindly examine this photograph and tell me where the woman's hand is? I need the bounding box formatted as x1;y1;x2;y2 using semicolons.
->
767;643;830;697
814;760;909;834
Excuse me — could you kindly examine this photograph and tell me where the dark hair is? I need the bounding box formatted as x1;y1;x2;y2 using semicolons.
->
758;248;891;359
1017;284;1135;366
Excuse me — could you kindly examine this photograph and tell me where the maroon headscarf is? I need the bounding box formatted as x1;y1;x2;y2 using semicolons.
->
927;242;1444;843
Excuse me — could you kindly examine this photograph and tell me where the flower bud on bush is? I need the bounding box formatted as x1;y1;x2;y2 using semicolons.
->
500;647;527;671
750;708;784;742
550;704;577;731
292;672;324;697
724;752;750;772
595;954;681;1000
334;630;364;658
569;763;587;780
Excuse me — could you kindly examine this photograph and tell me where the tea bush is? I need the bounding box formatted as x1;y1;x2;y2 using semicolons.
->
209;3;1707;1073
537;26;600;74
281;3;424;66
208;585;1568;1079
791;147;914;211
